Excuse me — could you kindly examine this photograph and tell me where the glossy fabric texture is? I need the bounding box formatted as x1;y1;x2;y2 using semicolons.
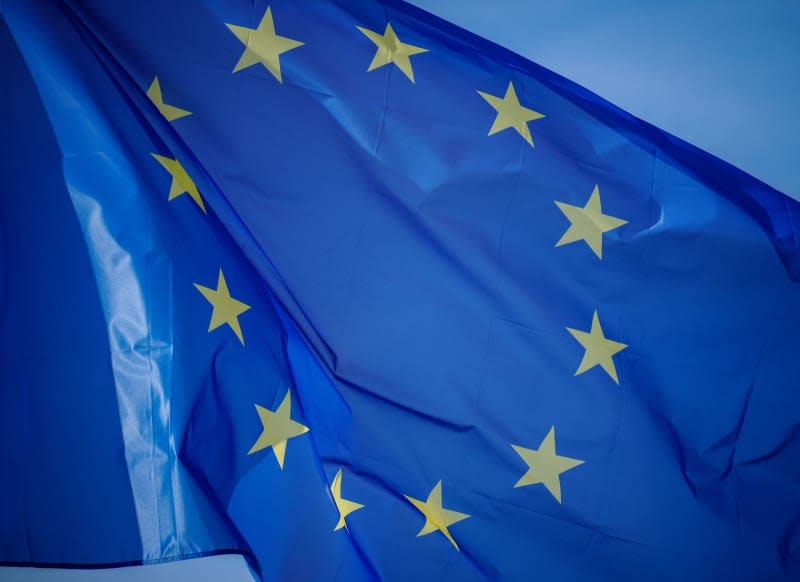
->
2;0;800;580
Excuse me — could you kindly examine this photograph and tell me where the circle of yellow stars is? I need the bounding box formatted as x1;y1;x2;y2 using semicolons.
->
143;3;633;554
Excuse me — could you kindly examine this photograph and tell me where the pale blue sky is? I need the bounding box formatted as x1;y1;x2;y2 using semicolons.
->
4;1;799;581
417;0;800;199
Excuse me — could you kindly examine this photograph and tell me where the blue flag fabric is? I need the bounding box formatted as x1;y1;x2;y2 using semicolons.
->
2;0;800;580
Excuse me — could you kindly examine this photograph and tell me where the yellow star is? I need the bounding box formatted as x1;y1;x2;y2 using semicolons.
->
193;269;251;345
146;76;191;121
511;426;584;503
247;389;309;469
357;22;428;83
405;481;470;550
151;154;206;213
567;310;628;384
226;7;304;82
330;468;364;532
477;81;545;146
555;185;627;259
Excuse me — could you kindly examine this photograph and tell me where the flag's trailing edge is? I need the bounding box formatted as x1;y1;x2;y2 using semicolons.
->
1;0;799;581
389;1;800;281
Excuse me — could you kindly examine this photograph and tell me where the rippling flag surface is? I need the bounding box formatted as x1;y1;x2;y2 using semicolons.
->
2;0;800;580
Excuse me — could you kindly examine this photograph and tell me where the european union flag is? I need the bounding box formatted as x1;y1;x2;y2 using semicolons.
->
2;0;800;580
